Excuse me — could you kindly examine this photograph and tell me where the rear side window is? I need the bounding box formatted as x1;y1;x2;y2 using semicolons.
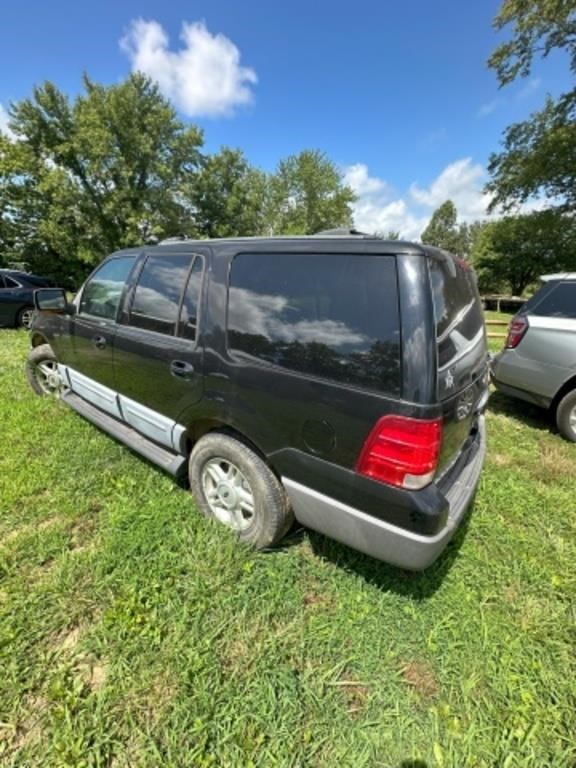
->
227;252;401;394
178;256;204;341
429;257;484;369
526;282;576;319
80;256;136;320
129;254;193;335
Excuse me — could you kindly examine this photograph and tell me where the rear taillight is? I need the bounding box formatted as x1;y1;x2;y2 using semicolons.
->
356;415;443;490
505;315;528;349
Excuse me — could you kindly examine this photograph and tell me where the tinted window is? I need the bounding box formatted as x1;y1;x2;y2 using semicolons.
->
429;257;484;369
228;253;401;394
129;254;192;335
178;256;203;341
3;275;20;289
80;256;136;319
528;282;576;319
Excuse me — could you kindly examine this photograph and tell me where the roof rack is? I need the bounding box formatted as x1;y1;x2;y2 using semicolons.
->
158;235;191;244
312;227;378;238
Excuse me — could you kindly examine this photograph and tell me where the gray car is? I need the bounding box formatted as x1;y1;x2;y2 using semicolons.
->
491;273;576;442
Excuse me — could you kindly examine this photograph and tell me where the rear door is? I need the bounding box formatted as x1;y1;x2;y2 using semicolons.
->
112;251;205;450
427;253;488;472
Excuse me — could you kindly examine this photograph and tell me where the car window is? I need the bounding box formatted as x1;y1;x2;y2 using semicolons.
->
528;282;576;319
228;252;401;395
3;275;20;289
80;256;136;320
428;257;485;369
129;253;193;335
178;256;203;341
0;276;5;289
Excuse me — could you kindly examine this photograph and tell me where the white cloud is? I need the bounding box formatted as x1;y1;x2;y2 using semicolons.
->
344;157;498;240
409;158;492;220
0;103;14;139
518;77;541;100
120;18;257;117
477;99;499;117
343;163;387;196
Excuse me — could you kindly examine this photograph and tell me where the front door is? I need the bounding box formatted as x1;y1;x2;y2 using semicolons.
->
112;251;205;451
65;254;138;417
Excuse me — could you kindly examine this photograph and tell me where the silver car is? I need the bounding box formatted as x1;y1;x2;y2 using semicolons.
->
491;273;576;442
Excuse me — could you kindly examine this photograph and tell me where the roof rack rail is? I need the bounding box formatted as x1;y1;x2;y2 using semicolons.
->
158;235;190;244
312;227;380;238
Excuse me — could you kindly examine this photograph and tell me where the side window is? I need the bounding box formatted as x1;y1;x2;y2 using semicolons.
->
3;275;20;289
529;282;576;319
80;256;136;320
0;276;5;289
227;253;401;395
129;253;193;335
178;256;203;341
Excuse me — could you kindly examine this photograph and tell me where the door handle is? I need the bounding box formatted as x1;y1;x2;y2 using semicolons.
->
92;335;107;350
170;360;195;379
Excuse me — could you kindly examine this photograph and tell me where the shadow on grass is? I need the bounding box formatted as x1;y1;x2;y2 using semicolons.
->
399;762;429;768
488;390;553;434
286;498;476;600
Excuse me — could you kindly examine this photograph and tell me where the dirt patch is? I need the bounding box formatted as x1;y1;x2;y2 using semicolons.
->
329;672;370;718
1;516;61;548
67;517;98;553
529;442;575;483
303;578;333;611
490;453;514;468
402;659;439;701
76;659;108;692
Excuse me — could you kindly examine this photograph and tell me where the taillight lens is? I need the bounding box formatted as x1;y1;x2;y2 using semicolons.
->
356;415;443;490
505;315;528;349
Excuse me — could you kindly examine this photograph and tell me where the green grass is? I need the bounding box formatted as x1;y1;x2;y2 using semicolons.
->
484;310;513;354
1;329;575;767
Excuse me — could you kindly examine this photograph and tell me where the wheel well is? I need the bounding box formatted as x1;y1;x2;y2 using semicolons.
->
186;419;274;472
550;375;576;413
30;332;49;348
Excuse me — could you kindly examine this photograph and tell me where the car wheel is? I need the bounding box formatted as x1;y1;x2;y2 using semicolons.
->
189;432;293;548
26;344;64;397
556;390;576;443
17;306;35;329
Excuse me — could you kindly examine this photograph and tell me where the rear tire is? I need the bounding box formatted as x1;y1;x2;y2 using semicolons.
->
189;432;293;548
556;390;576;443
26;344;62;397
17;306;35;329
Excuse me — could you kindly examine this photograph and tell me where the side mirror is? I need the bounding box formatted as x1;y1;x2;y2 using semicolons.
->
34;288;75;315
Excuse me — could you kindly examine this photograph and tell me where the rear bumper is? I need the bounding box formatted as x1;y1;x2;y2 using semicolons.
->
283;416;486;570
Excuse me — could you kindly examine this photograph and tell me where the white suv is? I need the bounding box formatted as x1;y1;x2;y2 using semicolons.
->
491;273;576;442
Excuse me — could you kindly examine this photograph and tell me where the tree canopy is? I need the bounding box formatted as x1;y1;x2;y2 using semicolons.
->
486;0;576;213
471;209;576;295
269;150;355;235
1;77;356;285
420;200;472;256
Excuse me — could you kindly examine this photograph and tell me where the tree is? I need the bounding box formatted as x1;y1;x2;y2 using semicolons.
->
471;210;576;295
187;148;270;238
269;150;355;235
420;200;471;256
2;74;203;284
486;0;576;212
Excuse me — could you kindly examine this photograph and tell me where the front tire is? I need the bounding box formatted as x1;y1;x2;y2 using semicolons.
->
189;432;293;548
556;390;576;443
26;344;62;397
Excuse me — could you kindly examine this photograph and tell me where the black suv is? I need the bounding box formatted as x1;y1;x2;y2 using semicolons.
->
28;234;488;569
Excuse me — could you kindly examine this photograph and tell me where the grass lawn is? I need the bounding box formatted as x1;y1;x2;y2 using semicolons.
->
1;329;575;768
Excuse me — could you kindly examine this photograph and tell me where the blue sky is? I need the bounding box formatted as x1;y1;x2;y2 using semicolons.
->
0;0;571;238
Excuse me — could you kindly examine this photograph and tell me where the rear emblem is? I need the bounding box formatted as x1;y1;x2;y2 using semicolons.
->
445;367;456;390
456;389;474;421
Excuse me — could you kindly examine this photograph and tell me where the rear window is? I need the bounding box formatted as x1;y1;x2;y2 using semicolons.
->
227;252;401;395
428;257;484;369
524;281;576;319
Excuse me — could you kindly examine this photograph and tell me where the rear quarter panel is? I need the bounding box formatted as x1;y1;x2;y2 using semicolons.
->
495;317;576;400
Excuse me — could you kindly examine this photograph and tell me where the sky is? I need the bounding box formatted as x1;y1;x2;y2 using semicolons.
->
0;0;571;239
